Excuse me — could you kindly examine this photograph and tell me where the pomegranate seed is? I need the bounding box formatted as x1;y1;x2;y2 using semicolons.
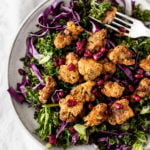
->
84;50;92;58
58;58;65;65
119;27;126;32
68;63;76;71
92;88;97;94
134;96;141;102
92;88;101;97
128;85;135;92
104;74;112;81
134;74;143;79
97;79;104;86
88;103;93;110
53;62;59;67
122;96;130;100
115;103;123;109
18;69;26;75
93;52;102;61
48;135;56;145
100;47;107;53
67;99;77;107
69;126;75;133
136;69;144;74
59;91;65;97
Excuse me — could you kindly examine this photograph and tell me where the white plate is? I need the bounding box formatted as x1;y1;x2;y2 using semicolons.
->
8;0;150;149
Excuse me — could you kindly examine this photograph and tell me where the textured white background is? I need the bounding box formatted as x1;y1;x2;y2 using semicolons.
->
0;0;150;150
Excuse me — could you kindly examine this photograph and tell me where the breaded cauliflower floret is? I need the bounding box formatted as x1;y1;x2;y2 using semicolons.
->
107;45;135;65
78;58;103;80
39;76;56;104
132;78;150;99
84;103;108;126
71;81;96;102
58;52;80;84
139;55;150;72
99;58;116;74
108;99;134;125
103;6;117;24
59;95;84;122
86;29;107;52
101;81;125;98
54;21;83;49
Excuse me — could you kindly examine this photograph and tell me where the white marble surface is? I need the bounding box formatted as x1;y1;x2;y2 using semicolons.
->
0;0;150;150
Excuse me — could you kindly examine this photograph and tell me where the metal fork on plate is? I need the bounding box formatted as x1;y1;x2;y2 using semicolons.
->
90;11;150;38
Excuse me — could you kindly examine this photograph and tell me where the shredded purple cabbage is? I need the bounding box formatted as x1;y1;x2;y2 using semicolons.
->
131;0;135;14
26;37;42;59
30;63;45;85
71;132;79;145
56;121;67;139
51;89;63;103
118;65;134;82
114;145;131;150
107;39;116;48
8;87;25;103
90;20;101;33
120;0;126;9
30;28;49;37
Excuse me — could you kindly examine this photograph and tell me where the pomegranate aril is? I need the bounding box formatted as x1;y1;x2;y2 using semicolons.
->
88;103;93;110
104;74;111;81
53;62;59;67
58;58;65;65
84;50;92;58
18;69;26;75
68;63;76;71
134;74;143;79
115;103;123;109
93;52;102;61
100;47;107;53
136;69;144;74
97;79;104;86
69;126;75;133
134;96;141;102
128;85;135;92
59;91;65;97
48;135;56;145
67;99;77;107
119;27;126;32
122;96;130;100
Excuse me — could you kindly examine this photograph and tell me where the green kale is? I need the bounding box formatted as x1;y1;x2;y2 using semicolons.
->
90;1;111;21
133;4;150;21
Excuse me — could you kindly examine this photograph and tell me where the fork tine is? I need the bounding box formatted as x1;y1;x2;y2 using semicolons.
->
116;12;133;22
111;21;130;31
114;16;131;26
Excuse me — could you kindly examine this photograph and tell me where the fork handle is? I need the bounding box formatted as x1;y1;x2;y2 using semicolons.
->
143;27;150;37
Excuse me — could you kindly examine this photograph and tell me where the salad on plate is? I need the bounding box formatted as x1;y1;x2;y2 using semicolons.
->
8;0;150;149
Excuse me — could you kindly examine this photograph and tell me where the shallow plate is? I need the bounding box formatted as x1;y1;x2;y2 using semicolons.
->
8;0;150;149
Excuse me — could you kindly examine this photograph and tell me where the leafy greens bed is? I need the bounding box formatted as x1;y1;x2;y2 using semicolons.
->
8;0;150;150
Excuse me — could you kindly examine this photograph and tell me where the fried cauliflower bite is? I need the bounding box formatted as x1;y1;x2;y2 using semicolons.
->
99;58;116;74
39;76;56;104
103;6;117;24
108;99;134;125
132;78;150;99
71;81;96;102
54;21;83;49
59;95;84;122
84;103;108;126
101;81;125;98
139;55;150;72
58;52;80;84
86;29;107;52
78;58;103;80
107;45;135;65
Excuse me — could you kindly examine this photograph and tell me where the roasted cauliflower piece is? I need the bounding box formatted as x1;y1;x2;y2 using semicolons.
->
54;21;83;48
86;29;107;52
139;55;150;72
59;95;84;122
58;52;80;84
39;76;56;104
103;6;117;24
78;58;103;80
108;99;134;125
101;81;125;98
132;78;150;98
71;81;96;102
99;58;116;74
107;45;135;65
84;103;108;126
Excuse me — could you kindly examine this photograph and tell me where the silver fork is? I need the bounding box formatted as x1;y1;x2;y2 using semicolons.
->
90;11;150;38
